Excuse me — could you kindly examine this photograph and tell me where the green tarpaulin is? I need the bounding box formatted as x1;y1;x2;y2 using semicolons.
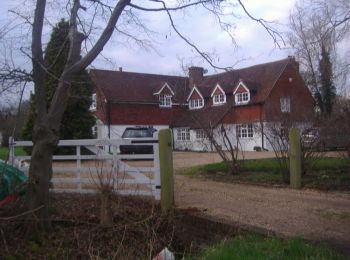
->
0;161;27;200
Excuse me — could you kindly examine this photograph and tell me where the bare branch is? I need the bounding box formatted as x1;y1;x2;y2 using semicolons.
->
237;0;285;48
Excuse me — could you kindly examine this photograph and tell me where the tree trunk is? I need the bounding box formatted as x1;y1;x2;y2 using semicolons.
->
347;142;350;175
227;160;239;175
100;190;113;226
26;122;58;230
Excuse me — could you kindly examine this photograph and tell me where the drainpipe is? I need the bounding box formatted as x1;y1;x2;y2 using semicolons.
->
107;100;111;139
260;104;265;150
170;126;175;150
106;100;111;153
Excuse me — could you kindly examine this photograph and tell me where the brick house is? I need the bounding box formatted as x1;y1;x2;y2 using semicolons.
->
90;57;314;151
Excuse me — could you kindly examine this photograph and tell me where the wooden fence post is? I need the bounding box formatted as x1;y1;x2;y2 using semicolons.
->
158;129;174;213
8;136;14;165
289;128;302;189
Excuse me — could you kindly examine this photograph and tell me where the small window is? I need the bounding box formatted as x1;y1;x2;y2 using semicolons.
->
195;129;206;139
236;124;253;138
177;128;190;141
280;97;291;113
90;93;97;111
213;94;225;105
159;94;172;107
189;98;204;109
92;125;98;138
235;92;249;104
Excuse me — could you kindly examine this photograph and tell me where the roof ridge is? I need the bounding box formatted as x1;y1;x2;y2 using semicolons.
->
203;57;290;79
90;68;187;79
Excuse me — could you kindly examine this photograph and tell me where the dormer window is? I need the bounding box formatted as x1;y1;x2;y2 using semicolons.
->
159;94;172;107
233;81;250;105
235;92;249;103
211;84;226;105
213;94;225;104
153;82;175;108
187;86;204;110
189;98;203;109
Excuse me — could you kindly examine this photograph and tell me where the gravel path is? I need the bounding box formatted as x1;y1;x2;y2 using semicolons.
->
175;175;350;253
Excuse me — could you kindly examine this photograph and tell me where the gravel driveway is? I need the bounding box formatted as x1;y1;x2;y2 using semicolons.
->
173;152;350;254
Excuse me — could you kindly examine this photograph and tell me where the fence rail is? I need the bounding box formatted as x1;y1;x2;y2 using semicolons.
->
9;137;161;200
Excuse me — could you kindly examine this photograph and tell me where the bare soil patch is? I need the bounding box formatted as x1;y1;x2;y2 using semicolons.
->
0;193;239;259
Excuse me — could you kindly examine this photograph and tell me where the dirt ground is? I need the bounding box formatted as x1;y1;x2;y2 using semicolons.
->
172;151;350;254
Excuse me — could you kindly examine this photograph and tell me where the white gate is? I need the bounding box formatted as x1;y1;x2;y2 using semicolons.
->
8;137;160;200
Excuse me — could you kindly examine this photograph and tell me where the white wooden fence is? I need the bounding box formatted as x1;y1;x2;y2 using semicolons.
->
8;137;161;200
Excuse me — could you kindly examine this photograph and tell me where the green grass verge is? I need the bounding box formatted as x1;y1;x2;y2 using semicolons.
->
0;147;27;161
177;157;349;190
194;233;345;260
179;158;348;176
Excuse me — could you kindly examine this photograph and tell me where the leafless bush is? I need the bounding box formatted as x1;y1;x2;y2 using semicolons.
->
260;121;290;183
204;124;244;175
89;156;124;227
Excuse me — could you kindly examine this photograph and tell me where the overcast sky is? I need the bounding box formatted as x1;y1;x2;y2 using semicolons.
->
1;0;298;74
92;0;297;75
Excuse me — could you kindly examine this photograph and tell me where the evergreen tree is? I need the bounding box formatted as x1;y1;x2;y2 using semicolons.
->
315;44;336;115
22;19;95;149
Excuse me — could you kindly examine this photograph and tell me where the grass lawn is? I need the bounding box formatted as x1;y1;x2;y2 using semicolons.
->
0;147;27;161
194;233;345;260
178;157;350;190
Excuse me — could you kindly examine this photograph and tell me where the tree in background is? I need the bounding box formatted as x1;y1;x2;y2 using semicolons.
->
316;44;336;115
22;19;95;149
0;102;30;147
288;0;350;114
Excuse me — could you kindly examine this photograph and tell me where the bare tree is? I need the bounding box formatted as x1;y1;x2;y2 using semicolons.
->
0;0;285;229
288;0;350;110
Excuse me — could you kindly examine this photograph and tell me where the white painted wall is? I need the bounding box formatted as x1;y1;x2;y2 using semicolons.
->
173;123;263;152
173;128;213;151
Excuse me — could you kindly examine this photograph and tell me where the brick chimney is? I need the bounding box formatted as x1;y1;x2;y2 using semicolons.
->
188;66;204;87
288;56;299;72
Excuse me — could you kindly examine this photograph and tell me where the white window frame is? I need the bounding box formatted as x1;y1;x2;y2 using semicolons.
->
280;97;291;113
189;98;204;109
159;94;172;107
236;124;253;138
92;125;98;138
233;81;250;105
213;93;226;105
187;86;205;110
90;93;97;111
211;84;226;105
235;92;249;104
195;129;206;139
177;128;190;141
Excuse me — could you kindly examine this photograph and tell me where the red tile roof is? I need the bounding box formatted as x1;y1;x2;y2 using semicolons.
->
91;58;296;127
90;70;189;104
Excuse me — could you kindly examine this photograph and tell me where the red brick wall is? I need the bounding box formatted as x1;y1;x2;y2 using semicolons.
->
108;103;184;125
263;63;314;122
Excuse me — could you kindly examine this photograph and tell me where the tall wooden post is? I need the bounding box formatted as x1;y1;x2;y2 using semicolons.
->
289;128;302;189
158;129;174;213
